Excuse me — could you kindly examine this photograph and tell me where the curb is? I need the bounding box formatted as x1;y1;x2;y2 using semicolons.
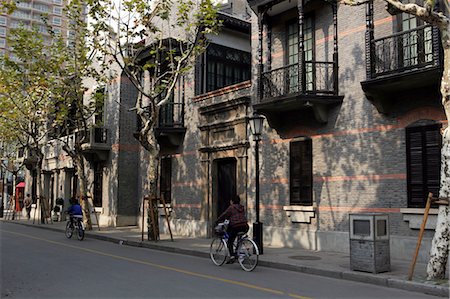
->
4;220;449;297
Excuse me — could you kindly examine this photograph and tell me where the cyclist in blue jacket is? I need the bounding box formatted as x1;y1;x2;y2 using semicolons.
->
67;198;83;225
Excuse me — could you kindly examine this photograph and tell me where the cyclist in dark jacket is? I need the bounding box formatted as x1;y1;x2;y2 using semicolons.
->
67;198;83;226
217;195;249;263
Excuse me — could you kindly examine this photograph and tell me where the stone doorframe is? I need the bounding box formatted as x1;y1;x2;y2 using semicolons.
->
198;96;250;237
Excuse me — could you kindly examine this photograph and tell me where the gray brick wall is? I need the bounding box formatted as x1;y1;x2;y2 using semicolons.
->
131;2;445;252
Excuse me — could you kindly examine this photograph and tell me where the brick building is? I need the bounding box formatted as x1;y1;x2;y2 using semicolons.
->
29;0;445;263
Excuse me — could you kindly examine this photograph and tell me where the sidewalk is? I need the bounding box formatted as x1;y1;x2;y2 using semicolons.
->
3;218;449;297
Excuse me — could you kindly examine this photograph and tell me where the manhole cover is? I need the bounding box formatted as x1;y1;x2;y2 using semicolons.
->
289;255;322;261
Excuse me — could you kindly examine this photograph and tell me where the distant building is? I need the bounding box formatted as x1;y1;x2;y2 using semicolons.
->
0;0;77;58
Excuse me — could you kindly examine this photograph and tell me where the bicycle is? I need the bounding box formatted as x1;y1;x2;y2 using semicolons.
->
65;215;85;241
210;220;259;271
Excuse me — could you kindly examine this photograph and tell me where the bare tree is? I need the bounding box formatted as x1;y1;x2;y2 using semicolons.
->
88;0;220;227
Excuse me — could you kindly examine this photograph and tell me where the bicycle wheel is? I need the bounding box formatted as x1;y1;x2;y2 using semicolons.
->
237;238;259;272
209;237;228;266
76;221;85;241
65;222;74;239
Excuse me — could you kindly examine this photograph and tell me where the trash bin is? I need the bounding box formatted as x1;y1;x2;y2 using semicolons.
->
349;213;390;273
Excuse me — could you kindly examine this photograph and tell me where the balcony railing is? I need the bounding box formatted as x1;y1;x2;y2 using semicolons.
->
75;127;107;145
261;62;337;102
369;25;440;79
158;102;184;128
86;127;108;144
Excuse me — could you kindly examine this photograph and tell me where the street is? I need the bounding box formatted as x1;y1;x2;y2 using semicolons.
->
0;222;440;299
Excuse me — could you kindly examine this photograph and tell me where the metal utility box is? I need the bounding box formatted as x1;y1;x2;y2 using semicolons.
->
349;213;390;273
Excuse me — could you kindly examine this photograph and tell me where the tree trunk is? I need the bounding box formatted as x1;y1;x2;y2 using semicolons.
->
426;30;450;280
74;153;93;230
145;127;160;239
36;158;45;223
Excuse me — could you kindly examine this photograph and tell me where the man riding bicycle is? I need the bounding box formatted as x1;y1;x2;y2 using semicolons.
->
66;198;83;225
216;195;249;263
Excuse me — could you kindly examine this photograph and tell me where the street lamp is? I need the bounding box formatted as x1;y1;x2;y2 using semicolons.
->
249;113;264;254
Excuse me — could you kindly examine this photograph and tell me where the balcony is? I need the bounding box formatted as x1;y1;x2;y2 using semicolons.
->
155;102;186;148
17;148;39;170
361;25;442;114
255;62;343;125
80;127;110;161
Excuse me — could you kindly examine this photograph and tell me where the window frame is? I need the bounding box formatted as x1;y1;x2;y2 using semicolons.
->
405;123;442;208
52;16;62;26
195;43;251;95
396;1;432;68
289;139;313;206
285;14;315;93
159;157;172;204
53;6;62;15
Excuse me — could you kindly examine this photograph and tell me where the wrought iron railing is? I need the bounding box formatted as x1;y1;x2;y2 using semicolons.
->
158;102;184;128
370;25;440;78
261;61;337;101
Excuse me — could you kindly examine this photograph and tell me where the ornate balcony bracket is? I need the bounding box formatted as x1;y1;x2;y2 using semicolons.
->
361;67;442;114
254;94;343;132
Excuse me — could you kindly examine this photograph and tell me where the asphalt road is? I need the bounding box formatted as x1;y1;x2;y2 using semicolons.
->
0;222;440;299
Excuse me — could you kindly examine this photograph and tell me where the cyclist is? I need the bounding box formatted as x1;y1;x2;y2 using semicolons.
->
66;198;83;226
216;195;249;263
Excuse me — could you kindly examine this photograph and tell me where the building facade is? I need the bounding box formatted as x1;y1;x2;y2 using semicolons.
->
27;0;445;263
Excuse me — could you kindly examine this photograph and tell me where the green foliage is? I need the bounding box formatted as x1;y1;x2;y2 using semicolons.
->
0;25;63;149
0;0;107;157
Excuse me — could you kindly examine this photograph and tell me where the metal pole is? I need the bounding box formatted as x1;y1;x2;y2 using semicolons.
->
0;166;4;218
255;139;260;223
253;136;263;254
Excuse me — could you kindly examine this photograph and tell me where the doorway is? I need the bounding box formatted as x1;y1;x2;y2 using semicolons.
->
214;158;237;221
93;162;103;207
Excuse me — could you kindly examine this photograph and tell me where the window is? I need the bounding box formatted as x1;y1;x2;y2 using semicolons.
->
38;25;47;34
0;39;6;48
53;7;62;15
17;2;31;9
398;1;432;68
290;139;313;205
0;17;7;26
52;16;61;26
0;28;5;37
286;16;314;93
160;157;172;204
11;10;30;19
93;162;103;207
406;123;441;208
33;4;49;12
287;21;299;93
195;44;251;95
53;0;63;5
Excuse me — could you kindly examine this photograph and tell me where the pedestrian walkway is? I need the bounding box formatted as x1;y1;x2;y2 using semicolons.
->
3;218;449;297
